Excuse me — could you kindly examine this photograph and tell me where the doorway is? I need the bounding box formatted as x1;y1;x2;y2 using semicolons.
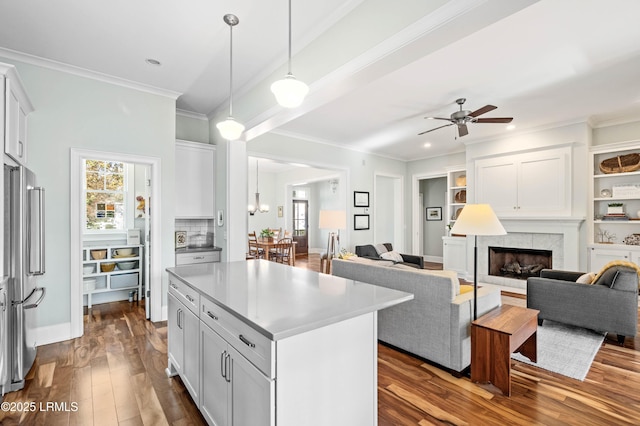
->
374;174;403;251
292;199;308;255
70;149;162;338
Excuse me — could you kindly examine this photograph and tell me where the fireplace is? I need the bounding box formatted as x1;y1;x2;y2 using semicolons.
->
488;246;552;280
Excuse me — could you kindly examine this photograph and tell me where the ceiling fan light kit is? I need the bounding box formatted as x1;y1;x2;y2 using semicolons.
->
271;0;309;108
419;98;513;137
216;14;245;141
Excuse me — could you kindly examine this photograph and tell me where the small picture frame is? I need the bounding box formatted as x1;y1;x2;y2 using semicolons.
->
354;214;370;230
354;191;369;207
426;207;442;221
175;231;187;249
278;206;283;218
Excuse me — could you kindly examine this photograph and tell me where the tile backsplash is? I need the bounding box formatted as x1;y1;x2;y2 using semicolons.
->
175;219;215;248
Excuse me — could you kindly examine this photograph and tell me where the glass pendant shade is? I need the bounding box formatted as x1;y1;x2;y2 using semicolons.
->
216;117;245;141
271;73;309;108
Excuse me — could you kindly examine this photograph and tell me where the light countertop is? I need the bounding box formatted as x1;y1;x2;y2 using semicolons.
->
166;260;413;341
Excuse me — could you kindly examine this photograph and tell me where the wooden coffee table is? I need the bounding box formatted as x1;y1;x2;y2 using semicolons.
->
471;304;539;396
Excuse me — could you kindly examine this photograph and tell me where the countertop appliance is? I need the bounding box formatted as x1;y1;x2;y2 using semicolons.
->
1;165;46;396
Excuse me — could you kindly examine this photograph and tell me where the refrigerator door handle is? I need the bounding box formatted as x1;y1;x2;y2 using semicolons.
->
29;187;46;275
23;287;46;310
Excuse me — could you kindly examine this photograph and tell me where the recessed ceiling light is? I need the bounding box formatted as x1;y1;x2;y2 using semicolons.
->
145;58;161;66
506;124;516;131
423;142;432;148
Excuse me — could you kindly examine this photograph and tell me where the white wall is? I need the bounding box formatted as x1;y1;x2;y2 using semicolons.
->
420;177;446;258
246;132;406;252
4;58;176;333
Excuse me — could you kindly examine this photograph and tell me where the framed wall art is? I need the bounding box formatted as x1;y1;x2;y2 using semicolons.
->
354;214;370;230
354;191;369;207
426;207;442;221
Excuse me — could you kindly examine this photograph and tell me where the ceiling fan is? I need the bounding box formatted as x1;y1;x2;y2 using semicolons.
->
418;98;513;137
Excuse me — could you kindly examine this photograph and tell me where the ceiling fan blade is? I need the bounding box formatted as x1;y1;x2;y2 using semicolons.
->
457;124;469;137
474;117;513;123
418;123;453;136
425;117;452;121
469;105;497;117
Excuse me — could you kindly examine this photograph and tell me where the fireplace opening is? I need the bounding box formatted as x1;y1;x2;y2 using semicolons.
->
488;246;552;280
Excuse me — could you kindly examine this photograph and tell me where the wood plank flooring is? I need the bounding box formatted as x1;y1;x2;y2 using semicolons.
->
1;260;639;425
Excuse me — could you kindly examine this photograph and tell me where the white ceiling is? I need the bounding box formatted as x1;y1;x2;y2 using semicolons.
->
2;0;640;161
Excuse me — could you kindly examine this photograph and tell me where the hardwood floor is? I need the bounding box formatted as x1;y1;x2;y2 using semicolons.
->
2;259;639;425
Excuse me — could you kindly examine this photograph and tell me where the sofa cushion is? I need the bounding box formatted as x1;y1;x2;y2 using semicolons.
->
380;250;403;263
346;256;395;267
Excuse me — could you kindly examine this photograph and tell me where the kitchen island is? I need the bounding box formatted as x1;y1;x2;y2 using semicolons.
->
166;259;413;426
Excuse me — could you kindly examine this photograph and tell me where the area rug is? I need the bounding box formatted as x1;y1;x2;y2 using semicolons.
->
511;320;605;381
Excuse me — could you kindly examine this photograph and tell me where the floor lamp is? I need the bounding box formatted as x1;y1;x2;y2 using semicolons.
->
449;204;506;320
319;210;347;273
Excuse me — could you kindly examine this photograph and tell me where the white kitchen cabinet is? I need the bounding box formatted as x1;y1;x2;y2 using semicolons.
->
475;147;571;217
1;63;34;167
200;322;274;426
443;236;468;277
175;140;215;218
167;287;200;405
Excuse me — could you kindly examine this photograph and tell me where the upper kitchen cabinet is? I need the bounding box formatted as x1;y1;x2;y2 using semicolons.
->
175;140;215;219
475;146;571;217
1;63;34;167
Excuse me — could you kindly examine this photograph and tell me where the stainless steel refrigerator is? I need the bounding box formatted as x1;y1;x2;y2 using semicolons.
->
1;164;46;396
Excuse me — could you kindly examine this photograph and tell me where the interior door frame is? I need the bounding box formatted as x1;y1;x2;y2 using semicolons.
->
70;148;162;337
292;199;309;255
411;171;446;255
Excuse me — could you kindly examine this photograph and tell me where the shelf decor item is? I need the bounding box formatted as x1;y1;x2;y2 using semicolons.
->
455;174;466;187
100;262;116;272
599;153;640;174
454;189;467;203
90;249;107;260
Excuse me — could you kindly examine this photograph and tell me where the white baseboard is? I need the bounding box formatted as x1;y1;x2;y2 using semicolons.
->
423;255;443;263
36;322;72;346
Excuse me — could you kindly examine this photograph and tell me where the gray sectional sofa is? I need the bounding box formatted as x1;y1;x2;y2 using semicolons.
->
332;257;501;373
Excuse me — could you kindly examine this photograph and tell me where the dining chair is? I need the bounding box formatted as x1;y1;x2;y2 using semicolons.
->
270;238;292;264
247;231;264;259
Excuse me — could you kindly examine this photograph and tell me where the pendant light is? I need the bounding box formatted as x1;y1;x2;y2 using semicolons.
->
248;159;270;215
216;14;245;141
271;0;309;108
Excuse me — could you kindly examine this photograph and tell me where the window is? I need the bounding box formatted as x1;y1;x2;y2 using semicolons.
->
84;159;128;232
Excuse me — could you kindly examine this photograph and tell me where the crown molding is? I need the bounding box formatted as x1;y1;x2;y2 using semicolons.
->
176;109;208;121
0;47;181;100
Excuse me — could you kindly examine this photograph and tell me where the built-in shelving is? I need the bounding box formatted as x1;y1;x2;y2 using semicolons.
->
588;140;640;270
82;244;143;308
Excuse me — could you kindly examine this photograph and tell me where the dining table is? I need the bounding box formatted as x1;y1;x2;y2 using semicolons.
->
255;238;297;266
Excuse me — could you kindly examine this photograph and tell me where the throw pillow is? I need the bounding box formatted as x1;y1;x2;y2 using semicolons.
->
380;250;403;263
576;272;596;284
374;243;388;255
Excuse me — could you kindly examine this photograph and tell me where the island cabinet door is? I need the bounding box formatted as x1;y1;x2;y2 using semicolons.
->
201;323;230;426
229;345;274;426
182;307;200;406
168;293;184;374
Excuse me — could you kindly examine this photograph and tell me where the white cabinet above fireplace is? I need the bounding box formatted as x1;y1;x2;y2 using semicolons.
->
475;147;571;217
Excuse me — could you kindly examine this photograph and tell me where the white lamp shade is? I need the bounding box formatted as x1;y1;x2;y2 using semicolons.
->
216;117;245;140
449;204;506;236
319;210;347;230
271;74;309;108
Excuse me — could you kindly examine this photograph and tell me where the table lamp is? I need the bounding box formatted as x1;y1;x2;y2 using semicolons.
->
449;204;506;320
319;210;347;261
